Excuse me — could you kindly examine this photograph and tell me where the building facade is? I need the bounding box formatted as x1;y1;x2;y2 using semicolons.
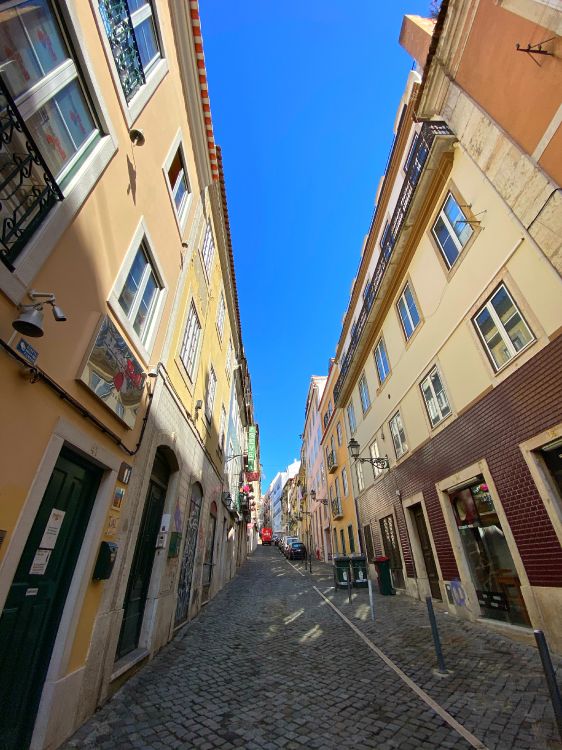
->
0;3;258;749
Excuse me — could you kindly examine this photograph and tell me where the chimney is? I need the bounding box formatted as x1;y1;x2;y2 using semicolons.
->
399;15;436;70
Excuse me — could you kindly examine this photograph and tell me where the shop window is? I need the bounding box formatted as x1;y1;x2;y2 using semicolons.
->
420;367;451;427
432;192;473;268
473;284;534;371
448;477;530;627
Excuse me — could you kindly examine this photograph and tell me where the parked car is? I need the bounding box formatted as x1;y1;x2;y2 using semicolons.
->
287;542;307;560
283;537;300;557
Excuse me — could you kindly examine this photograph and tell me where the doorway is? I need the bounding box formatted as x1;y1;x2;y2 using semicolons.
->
0;447;102;750
410;504;442;600
201;502;218;604
379;514;405;589
175;483;204;626
116;450;170;659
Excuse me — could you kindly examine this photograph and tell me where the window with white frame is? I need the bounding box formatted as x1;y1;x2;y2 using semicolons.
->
370;439;383;477
374;338;390;384
389;411;408;459
117;240;163;343
347;401;357;434
432;192;473;269
336;421;343;447
219;404;226;450
98;0;161;103
0;1;101;186
205;365;217;422
356;461;364;492
166;145;190;222
473;284;534;371
342;467;349;496
216;291;226;341
397;282;420;340
201;222;215;278
180;302;201;379
420;367;451;427
358;374;371;414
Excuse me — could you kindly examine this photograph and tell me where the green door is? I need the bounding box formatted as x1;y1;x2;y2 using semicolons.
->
0;447;102;750
116;453;168;659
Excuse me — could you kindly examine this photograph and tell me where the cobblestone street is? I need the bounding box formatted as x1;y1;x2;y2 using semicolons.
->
65;547;562;750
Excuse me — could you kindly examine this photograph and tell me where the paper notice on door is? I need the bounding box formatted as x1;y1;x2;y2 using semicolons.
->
39;509;66;549
29;549;52;575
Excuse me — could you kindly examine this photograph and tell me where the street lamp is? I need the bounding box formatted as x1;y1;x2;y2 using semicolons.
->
347;438;390;470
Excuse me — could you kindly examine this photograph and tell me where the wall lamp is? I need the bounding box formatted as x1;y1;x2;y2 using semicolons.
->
309;490;329;506
348;438;390;469
12;290;67;338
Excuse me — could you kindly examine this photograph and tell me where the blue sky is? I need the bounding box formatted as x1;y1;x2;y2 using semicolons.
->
199;1;431;489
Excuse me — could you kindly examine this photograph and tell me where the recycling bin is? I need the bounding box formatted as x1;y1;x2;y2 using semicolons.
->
333;555;351;589
374;555;395;596
350;554;368;587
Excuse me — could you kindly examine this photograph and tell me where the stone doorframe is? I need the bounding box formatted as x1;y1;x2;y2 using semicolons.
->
402;491;446;603
435;458;544;636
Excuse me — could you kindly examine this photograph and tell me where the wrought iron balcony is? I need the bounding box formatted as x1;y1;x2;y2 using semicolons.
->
331;498;343;520
334;121;454;404
0;78;63;270
99;0;146;103
327;449;338;474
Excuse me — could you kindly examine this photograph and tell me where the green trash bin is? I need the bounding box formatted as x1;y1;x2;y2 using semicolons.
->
333;555;351;589
350;554;368;587
374;556;395;595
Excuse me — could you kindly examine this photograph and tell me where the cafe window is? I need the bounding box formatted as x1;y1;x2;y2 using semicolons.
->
448;477;530;627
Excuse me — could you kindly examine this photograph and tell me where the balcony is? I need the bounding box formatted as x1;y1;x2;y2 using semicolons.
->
327;450;338;474
0;78;64;270
334;121;454;405
331;498;343;520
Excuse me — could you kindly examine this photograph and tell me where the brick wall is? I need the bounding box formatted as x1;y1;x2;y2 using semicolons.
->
358;334;562;587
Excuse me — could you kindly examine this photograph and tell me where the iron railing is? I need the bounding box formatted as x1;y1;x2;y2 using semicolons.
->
334;121;453;404
0;77;63;269
327;450;338;473
331;498;343;519
99;0;145;103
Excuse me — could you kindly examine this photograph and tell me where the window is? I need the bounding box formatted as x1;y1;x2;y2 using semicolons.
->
205;366;217;422
166;145;190;222
432;193;473;268
336;421;343;447
356;461;364;492
0;1;100;186
397;282;420;339
374;338;390;384
226;339;234;381
348;525;355;554
420;367;451;427
342;467;349;496
389;412;408;459
219;404;226;450
216;291;226;341
347;401;357;435
358;374;371;414
99;0;161;103
380;221;395;260
180;302;202;379
473;284;534;371
340;529;346;555
118;241;162;343
201;222;215;278
370;440;383;477
333;529;338;555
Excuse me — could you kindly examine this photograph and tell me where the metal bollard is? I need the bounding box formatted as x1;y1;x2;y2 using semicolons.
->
367;578;376;621
534;630;562;739
426;596;447;675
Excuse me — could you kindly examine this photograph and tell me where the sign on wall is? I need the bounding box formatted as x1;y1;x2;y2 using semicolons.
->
247;425;257;472
79;316;145;429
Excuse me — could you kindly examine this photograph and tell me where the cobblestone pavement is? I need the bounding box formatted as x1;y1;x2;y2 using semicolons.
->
64;547;562;750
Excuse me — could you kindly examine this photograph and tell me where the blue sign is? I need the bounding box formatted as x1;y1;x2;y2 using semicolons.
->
17;338;38;365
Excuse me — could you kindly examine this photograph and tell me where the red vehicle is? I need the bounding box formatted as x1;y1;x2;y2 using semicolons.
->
261;527;273;545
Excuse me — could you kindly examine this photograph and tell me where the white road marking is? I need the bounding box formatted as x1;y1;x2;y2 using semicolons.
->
313;586;489;750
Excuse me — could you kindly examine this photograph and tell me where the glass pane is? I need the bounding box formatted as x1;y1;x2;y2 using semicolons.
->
444;194;473;246
0;0;68;98
422;383;439;425
118;249;146;316
26;80;96;177
404;285;420;329
398;297;413;338
475;307;511;369
504;312;532;352
134;16;159;71
127;0;147;11
430;370;450;417
490;287;515;325
133;271;158;338
433;216;459;267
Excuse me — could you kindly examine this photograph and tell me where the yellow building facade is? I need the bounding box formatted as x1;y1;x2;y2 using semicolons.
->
0;3;256;749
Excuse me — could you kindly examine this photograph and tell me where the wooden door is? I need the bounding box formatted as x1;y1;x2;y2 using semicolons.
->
0;448;101;750
379;514;405;588
412;504;442;600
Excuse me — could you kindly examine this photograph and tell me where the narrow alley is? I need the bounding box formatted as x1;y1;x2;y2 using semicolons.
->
64;547;561;750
